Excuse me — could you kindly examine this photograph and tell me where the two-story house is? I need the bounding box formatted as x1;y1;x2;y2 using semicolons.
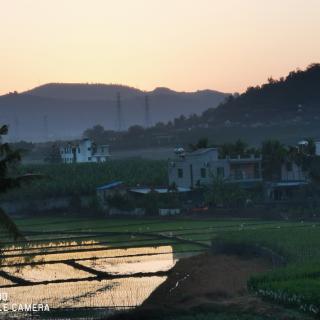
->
60;138;111;163
265;140;320;201
168;148;262;189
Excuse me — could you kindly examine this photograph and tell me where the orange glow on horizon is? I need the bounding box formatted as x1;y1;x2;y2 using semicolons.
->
1;0;320;95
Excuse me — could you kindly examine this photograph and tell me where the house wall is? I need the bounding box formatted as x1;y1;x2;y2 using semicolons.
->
91;145;111;163
281;162;307;181
60;140;111;164
97;187;127;206
159;208;181;216
168;150;261;189
77;139;93;163
229;162;260;180
168;156;230;188
316;141;320;156
60;145;75;163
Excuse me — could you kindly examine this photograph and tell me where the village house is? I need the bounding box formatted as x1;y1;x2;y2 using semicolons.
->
96;141;320;214
266;140;320;201
96;181;191;216
96;181;126;203
60;138;111;163
168;147;262;189
266;160;309;201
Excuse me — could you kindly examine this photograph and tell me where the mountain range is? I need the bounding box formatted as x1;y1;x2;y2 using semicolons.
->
0;83;227;142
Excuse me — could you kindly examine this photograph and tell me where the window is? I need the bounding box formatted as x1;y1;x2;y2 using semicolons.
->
286;162;293;172
200;168;206;178
217;167;225;177
178;168;183;178
88;157;92;161
78;147;80;153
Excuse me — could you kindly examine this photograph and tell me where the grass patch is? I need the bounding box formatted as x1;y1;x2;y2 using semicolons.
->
214;225;320;315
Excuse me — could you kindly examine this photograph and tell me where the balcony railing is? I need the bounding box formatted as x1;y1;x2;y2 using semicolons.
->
229;173;262;181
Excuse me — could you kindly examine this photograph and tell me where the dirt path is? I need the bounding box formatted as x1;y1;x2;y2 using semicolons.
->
142;253;311;319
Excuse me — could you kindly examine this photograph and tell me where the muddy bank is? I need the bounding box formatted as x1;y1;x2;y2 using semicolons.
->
143;253;270;308
139;253;311;319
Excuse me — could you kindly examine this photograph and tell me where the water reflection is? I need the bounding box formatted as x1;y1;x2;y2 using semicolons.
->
0;245;176;310
3;277;167;309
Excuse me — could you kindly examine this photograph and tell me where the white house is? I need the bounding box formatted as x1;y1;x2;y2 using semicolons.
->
60;138;111;164
316;141;320;156
168;148;262;189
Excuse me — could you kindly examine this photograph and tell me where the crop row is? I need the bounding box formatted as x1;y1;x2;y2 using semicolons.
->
3;159;167;201
249;278;320;315
216;225;320;315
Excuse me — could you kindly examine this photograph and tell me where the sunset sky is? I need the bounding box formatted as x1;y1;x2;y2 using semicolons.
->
1;0;320;95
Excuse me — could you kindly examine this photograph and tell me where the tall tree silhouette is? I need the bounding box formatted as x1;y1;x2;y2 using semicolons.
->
0;125;23;240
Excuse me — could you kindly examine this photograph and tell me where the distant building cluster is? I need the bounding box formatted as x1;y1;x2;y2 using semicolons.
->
60;138;110;163
96;141;320;215
168;141;320;202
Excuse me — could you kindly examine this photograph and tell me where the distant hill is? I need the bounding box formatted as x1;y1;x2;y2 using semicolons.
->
202;63;320;125
0;83;227;142
23;83;145;100
102;63;320;150
150;63;320;146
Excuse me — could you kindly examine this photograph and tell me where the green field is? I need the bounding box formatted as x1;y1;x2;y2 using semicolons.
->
215;224;320;315
1;216;320;318
1;160;167;201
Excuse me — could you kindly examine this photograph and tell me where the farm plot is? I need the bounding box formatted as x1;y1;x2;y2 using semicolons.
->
3;216;317;318
0;232;188;319
216;224;320;316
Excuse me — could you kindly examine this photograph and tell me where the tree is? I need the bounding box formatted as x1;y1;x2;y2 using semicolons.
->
204;175;248;208
0;125;23;239
218;139;253;158
128;125;145;135
261;140;287;181
83;125;105;143
44;144;62;163
140;191;161;216
189;138;209;151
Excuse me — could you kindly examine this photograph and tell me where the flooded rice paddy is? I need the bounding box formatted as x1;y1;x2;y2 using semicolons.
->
0;239;181;318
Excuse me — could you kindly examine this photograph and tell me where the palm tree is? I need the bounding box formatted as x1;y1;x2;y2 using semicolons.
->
261;140;287;181
0;125;23;240
218;139;251;158
189;138;209;151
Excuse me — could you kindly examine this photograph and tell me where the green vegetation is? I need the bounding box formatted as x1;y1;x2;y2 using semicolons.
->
0;124;25;240
215;225;320;315
1;216;318;319
204;175;252;208
2;159;167;201
80;64;320;148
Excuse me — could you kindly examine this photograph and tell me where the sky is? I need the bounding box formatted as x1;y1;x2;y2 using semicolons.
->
1;0;320;95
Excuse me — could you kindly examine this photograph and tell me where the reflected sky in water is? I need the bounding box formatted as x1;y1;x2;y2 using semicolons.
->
0;244;176;309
